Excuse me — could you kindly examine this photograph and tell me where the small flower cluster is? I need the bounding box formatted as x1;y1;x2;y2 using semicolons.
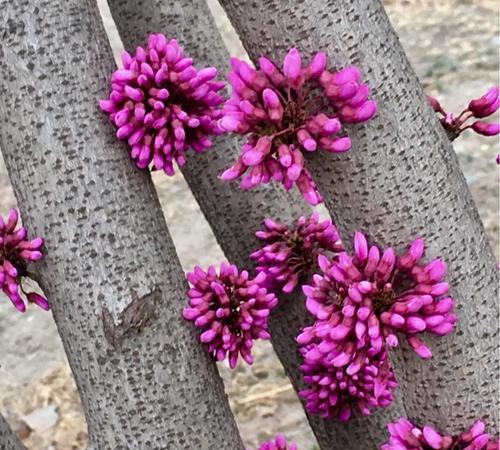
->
251;434;297;450
183;263;277;368
296;233;456;419
299;346;397;421
250;213;343;293
100;33;225;175
220;48;376;205
429;87;499;141
0;209;49;312
382;418;499;450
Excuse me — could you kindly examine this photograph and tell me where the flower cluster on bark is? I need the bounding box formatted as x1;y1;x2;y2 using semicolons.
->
183;263;277;368
219;48;377;204
296;233;456;419
250;212;343;293
0;209;48;312
100;33;225;175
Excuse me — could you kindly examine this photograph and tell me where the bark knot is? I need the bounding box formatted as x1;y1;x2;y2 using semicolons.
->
102;287;161;348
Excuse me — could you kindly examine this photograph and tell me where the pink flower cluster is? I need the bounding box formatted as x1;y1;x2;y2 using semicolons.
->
0;209;49;312
183;263;277;368
100;33;225;175
220;48;377;205
382;418;499;450
299;346;397;421
250;213;343;293
429;87;499;141
251;434;297;450
297;233;456;419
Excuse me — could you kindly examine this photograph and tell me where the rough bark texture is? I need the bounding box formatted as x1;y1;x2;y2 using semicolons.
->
106;1;408;449
218;0;500;443
0;1;244;449
0;414;26;450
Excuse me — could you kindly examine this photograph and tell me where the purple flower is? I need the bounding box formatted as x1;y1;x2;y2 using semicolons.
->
381;418;499;450
251;434;298;450
428;87;499;141
100;33;225;175
300;232;457;361
299;346;397;421
183;262;278;368
250;212;343;293
0;209;49;312
219;49;377;205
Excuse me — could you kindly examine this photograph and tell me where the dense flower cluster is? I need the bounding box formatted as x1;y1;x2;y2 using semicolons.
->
382;418;499;450
429;87;499;141
252;434;298;450
0;209;49;312
100;33;225;175
220;48;377;205
296;233;456;420
299;345;397;421
299;233;457;360
183;263;277;368
250;213;343;293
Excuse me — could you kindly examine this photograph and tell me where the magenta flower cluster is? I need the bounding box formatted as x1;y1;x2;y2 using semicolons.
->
296;233;456;419
429;87;499;141
382;418;499;450
299;346;397;421
183;263;277;368
219;48;377;205
250;213;343;293
252;434;297;450
100;33;225;175
0;209;49;312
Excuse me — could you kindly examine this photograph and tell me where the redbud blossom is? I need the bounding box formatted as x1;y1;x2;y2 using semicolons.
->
183;263;277;368
300;232;457;362
299;346;397;421
381;418;499;450
220;48;377;205
100;33;225;175
428;87;499;141
251;213;343;293
0;209;49;312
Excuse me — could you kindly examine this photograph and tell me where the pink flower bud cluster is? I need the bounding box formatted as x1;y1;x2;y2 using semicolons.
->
382;418;499;450
183;263;278;368
250;213;343;293
429;87;499;141
299;346;397;421
251;434;298;450
0;209;49;312
100;33;225;175
296;232;456;420
219;48;377;205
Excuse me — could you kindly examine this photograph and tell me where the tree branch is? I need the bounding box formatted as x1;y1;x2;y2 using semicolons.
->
0;0;244;448
217;0;499;441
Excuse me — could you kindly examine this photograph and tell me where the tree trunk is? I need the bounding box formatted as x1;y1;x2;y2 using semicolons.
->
106;1;408;448
218;0;499;441
0;1;244;449
0;414;26;450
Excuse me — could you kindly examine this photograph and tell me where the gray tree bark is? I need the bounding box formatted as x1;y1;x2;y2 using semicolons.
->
0;414;26;450
218;0;499;443
106;1;408;449
0;1;244;449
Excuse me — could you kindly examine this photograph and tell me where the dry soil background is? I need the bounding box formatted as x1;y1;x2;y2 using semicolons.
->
0;1;498;449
